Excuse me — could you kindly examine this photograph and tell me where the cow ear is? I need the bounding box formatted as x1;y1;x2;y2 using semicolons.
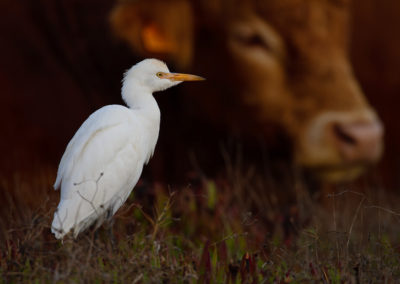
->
109;0;194;68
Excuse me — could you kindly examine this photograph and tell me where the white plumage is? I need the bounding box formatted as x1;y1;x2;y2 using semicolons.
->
52;58;204;239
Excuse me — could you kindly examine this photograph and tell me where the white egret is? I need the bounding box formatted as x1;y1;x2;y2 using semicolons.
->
51;58;204;239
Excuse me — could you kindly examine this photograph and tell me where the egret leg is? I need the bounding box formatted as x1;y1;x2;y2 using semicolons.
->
106;218;116;251
94;229;99;242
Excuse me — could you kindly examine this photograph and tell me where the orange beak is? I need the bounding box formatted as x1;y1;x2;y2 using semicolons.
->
163;73;205;82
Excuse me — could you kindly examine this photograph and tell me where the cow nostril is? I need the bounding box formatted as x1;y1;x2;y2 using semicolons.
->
333;124;357;145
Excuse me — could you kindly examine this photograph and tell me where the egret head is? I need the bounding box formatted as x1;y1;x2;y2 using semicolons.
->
124;58;204;93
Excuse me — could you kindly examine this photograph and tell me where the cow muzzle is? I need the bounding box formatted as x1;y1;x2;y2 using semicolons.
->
333;119;383;164
297;109;384;182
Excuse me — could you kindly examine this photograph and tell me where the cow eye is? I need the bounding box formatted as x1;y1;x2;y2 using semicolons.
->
229;21;284;59
242;34;272;51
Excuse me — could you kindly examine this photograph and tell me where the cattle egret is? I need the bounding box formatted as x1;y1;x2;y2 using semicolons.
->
51;58;204;239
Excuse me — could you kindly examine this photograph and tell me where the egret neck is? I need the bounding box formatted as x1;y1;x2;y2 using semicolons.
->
122;76;161;162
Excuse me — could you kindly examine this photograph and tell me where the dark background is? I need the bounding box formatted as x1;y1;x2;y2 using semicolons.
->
0;0;399;205
350;0;400;189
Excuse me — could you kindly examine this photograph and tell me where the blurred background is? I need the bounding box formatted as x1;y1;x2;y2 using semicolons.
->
0;0;399;230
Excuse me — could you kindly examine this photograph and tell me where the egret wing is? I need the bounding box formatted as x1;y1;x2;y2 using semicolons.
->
52;105;146;238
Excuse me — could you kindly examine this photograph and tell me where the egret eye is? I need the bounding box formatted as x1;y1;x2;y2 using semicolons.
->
156;72;164;78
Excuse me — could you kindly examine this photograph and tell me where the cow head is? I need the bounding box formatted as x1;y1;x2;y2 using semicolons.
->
110;0;383;182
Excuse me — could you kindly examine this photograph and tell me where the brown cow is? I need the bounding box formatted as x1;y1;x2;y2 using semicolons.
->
110;0;383;183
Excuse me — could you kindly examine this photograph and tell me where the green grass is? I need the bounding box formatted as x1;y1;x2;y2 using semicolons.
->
1;167;400;283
